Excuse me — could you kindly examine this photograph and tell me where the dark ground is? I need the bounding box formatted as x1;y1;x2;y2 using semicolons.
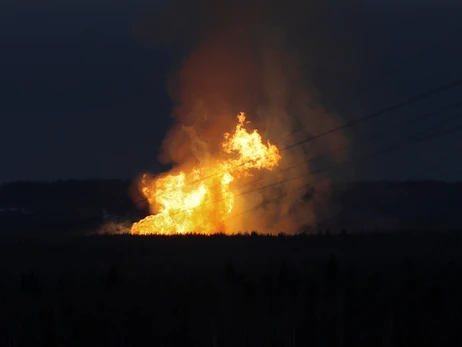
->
0;180;462;346
0;232;461;347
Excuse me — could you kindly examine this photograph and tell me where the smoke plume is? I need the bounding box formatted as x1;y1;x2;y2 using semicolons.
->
132;0;356;234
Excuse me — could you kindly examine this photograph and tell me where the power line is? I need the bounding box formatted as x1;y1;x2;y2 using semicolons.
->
133;78;462;207
175;105;462;211
273;100;462;177
235;121;462;200
135;98;460;207
281;78;462;152
225;121;462;222
284;24;462;140
132;117;462;231
131;24;462;209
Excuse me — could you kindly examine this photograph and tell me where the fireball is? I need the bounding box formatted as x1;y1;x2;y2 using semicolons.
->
130;113;281;235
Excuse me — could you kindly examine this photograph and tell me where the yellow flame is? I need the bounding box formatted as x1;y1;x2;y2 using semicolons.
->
130;113;281;235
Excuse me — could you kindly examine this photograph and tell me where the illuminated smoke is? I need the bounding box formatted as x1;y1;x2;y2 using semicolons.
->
131;0;355;234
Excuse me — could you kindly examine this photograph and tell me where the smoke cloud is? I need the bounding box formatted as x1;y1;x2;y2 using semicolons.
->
133;0;357;234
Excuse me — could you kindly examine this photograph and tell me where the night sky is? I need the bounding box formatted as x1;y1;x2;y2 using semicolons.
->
1;0;462;183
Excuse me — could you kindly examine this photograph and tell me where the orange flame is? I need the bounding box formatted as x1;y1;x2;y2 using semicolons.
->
130;113;281;235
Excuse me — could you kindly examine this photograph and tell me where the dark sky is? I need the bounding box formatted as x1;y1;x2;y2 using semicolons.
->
1;0;462;183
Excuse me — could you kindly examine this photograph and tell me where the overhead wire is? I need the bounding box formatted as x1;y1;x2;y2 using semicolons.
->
270;98;462;178
190;106;462;216
133;78;462;207
131;25;462;210
283;23;462;140
225;120;462;222
281;78;462;152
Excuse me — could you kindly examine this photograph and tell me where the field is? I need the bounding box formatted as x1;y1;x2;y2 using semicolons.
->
1;231;461;347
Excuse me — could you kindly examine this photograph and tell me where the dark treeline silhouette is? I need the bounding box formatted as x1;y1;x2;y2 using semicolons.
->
2;179;462;235
332;180;462;231
0;232;461;346
0;179;133;212
0;179;146;235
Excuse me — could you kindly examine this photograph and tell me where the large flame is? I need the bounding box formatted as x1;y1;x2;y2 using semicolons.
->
130;113;281;235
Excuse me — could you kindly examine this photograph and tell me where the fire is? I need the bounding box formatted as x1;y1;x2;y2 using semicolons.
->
130;113;281;235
